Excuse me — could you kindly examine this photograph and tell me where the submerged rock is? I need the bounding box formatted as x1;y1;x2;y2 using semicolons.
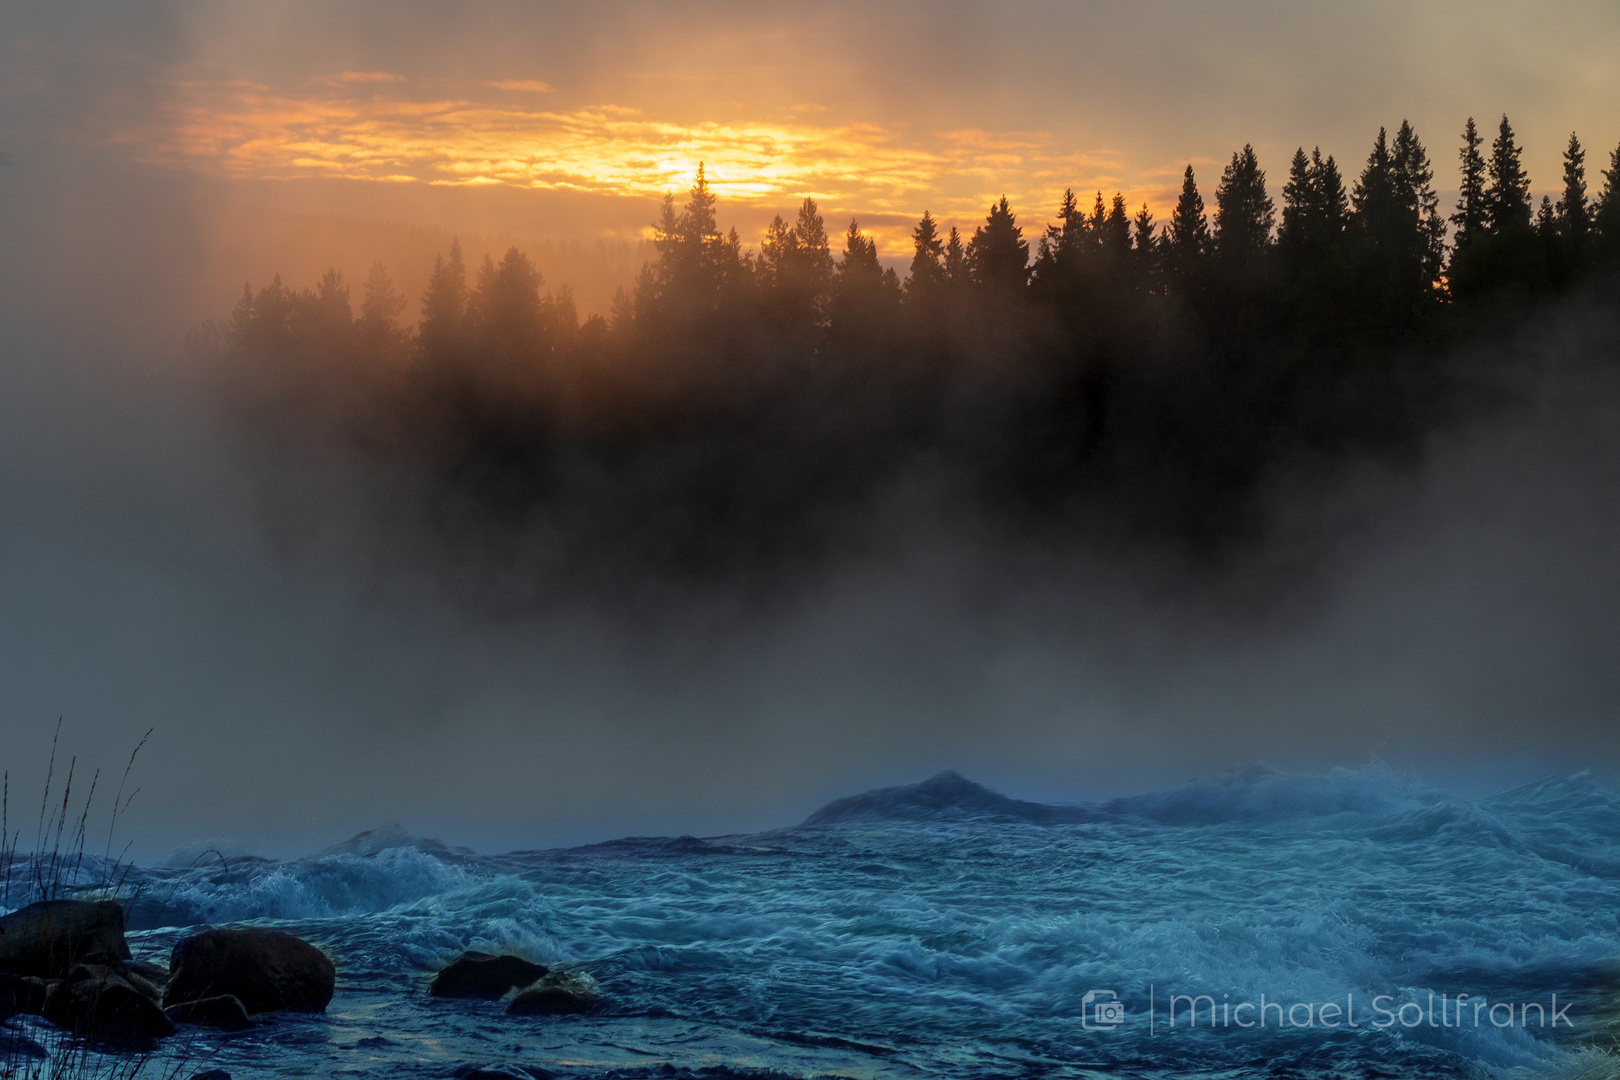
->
0;900;129;979
164;993;253;1031
165;928;335;1014
0;971;50;1016
430;952;549;999
44;962;176;1041
0;1030;47;1059
505;970;600;1016
189;1071;232;1080
452;1065;556;1080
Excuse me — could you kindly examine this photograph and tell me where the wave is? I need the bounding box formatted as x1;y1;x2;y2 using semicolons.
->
313;823;479;860
1106;762;1446;826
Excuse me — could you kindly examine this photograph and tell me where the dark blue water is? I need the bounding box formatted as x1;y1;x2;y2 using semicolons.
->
32;766;1620;1078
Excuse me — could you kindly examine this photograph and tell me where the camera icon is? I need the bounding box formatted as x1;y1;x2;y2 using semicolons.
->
1081;989;1125;1030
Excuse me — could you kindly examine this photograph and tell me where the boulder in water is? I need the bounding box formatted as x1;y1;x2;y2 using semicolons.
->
126;957;170;986
505;970;600;1015
0;900;129;978
165;928;334;1014
43;962;176;1041
164;993;253;1031
430;952;548;999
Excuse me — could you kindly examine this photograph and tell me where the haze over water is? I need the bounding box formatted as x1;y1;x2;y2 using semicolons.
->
4;3;1620;1076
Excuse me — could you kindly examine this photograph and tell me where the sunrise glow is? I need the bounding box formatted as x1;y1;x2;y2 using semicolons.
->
126;78;1169;251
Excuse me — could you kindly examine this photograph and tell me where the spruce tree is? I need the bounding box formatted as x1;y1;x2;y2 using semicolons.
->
1390;121;1446;292
1132;202;1158;288
905;211;946;298
1536;196;1558;240
1315;150;1349;236
1102;193;1131;262
1213;145;1274;261
419;238;468;360
1132;203;1156;251
1452;118;1488;252
471;247;546;359
1556;132;1590;248
639;166;735;320
1279;147;1317;261
795;197;835;301
1451;118;1548;297
967;196;1029;291
1593;141;1620;266
1352;128;1394;226
1032;189;1091;288
837;219;880;279
831;219;898;343
759;197;834;328
944;227;969;286
1166;165;1210;279
1484;115;1532;233
300;269;353;347
682;162;720;246
1088;191;1107;236
1280;146;1349;294
360;263;409;358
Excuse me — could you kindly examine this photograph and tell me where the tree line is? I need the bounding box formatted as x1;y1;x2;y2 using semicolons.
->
211;116;1620;593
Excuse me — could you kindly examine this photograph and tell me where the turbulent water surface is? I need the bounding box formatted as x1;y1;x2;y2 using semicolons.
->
24;766;1620;1079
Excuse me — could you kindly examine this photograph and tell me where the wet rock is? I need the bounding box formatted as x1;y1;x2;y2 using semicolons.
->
124;967;165;1004
0;900;128;979
43;963;175;1041
165;928;334;1014
430;952;548;999
189;1071;232;1080
0;972;50;1015
125;958;170;986
164;993;253;1031
505;970;600;1016
452;1067;554;1080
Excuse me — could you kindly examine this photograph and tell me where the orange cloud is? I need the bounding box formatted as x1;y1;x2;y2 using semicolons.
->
310;71;405;87
128;81;1173;254
482;79;554;93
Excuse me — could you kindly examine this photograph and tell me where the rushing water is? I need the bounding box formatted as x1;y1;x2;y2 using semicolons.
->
23;765;1620;1079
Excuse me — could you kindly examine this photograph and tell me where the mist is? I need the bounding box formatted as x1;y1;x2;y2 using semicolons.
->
3;1;1620;868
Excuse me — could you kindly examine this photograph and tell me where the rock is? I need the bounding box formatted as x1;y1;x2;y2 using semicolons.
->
0;971;50;1015
125;957;170;986
164;993;253;1031
0;900;129;979
430;952;548;999
165;928;334;1014
189;1071;232;1080
43;963;176;1041
124;967;165;1004
505;970;600;1016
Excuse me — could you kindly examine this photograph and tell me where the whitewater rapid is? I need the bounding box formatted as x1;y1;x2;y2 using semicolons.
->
23;765;1620;1078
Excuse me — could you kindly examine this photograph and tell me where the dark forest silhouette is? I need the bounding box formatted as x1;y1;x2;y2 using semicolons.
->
205;116;1620;597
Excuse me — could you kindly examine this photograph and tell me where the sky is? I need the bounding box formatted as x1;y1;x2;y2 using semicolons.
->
2;1;1620;859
